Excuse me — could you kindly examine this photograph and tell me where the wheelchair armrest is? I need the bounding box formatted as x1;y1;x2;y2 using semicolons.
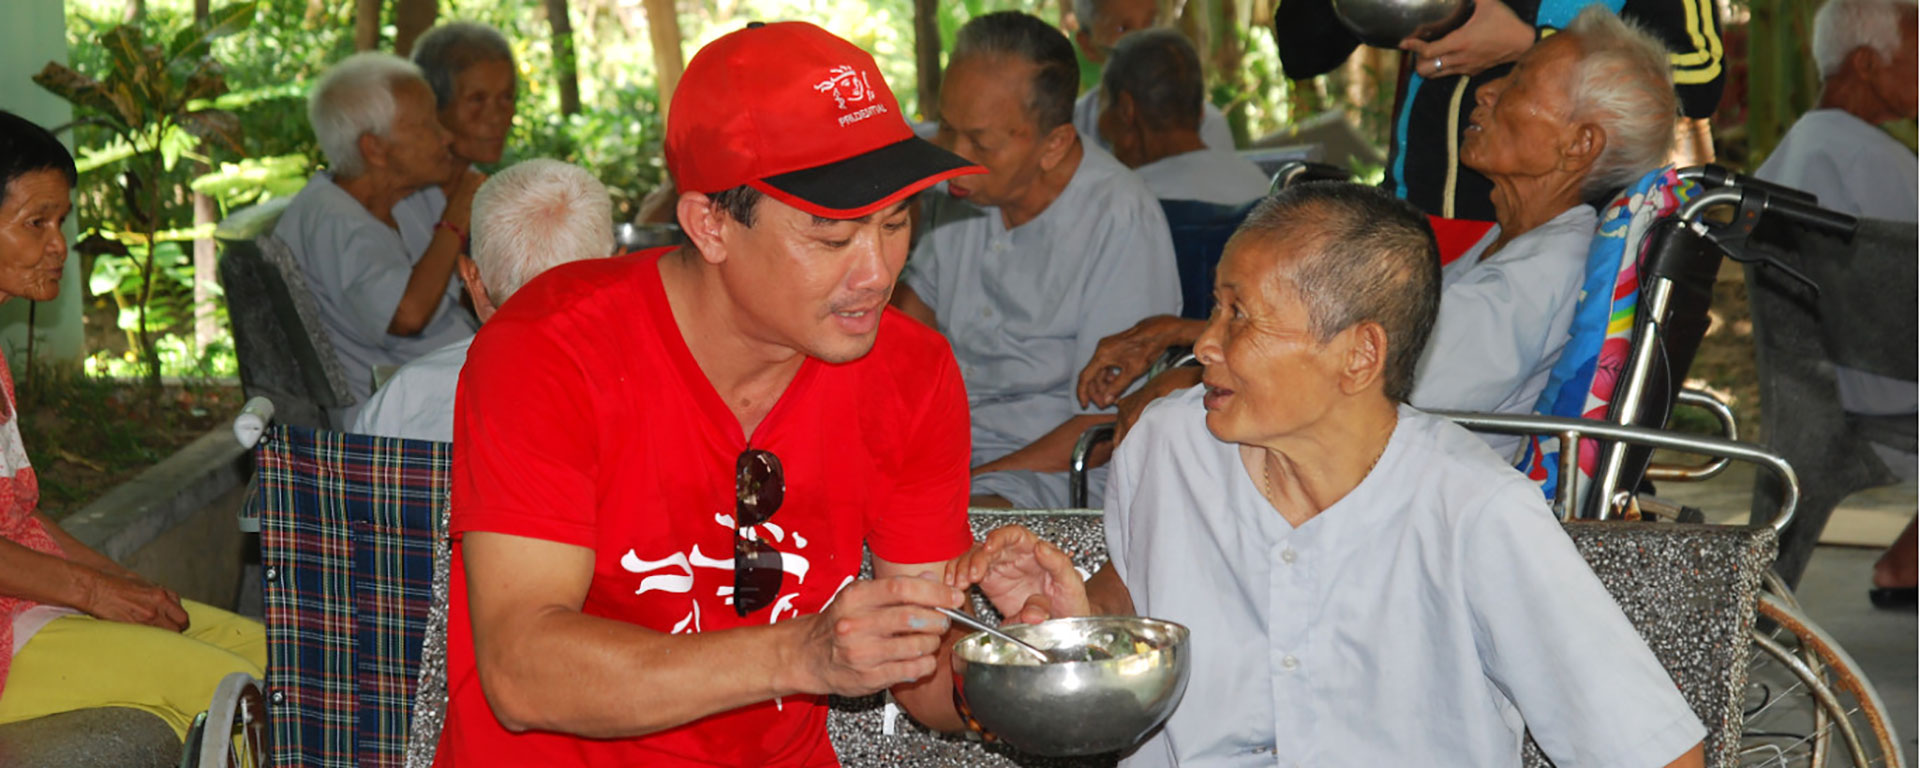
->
1069;422;1118;508
1645;388;1739;482
1435;411;1798;534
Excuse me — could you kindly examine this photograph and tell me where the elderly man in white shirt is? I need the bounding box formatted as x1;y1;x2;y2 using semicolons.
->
1756;0;1918;439
1097;29;1270;205
1069;0;1235;152
950;183;1707;768
353;160;615;441
895;11;1181;509
1078;8;1681;462
275;53;485;426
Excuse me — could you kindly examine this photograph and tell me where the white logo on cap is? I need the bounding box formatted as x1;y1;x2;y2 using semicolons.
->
816;64;889;127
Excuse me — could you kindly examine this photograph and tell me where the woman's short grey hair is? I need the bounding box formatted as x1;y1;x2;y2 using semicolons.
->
1813;0;1916;79
953;12;1080;131
412;21;517;109
1560;7;1677;199
309;53;428;178
470;159;614;304
1226;182;1441;403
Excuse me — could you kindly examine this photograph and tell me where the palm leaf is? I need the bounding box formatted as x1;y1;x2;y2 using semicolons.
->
32;63;118;119
176;109;243;154
167;1;260;61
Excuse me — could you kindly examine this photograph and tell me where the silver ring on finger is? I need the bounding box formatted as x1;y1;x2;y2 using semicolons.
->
1432;57;1444;74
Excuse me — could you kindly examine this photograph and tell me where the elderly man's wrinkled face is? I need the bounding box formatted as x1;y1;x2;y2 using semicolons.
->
441;59;516;166
1194;235;1354;446
372;79;455;187
1077;0;1159;64
1460;34;1581;179
0;170;71;303
716;195;914;364
936;55;1056;208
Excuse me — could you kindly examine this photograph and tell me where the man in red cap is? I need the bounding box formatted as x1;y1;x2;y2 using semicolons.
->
436;22;987;766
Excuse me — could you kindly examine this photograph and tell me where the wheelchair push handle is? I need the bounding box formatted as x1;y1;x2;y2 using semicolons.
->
1679;164;1858;239
233;396;275;450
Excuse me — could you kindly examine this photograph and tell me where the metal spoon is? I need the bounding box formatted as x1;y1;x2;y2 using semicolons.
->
936;606;1057;663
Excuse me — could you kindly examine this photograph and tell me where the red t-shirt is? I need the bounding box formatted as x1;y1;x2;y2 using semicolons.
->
437;248;974;767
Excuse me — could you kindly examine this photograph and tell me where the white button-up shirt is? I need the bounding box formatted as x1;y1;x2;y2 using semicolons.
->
904;144;1180;508
1134;148;1272;205
1409;204;1595;460
1105;387;1704;767
274;173;477;415
351;335;472;442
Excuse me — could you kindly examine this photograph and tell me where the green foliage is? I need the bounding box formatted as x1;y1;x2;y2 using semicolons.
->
37;1;259;392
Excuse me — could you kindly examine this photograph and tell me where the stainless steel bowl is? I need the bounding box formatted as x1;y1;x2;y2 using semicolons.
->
614;222;685;252
1332;0;1474;48
951;616;1190;757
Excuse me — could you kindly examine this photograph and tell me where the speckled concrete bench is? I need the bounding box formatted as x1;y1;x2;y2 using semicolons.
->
0;707;176;768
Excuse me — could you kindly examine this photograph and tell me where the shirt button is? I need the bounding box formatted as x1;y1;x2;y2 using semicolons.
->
1280;548;1297;564
1280;654;1299;671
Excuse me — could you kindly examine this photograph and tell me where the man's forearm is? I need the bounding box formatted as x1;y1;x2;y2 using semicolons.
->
479;605;823;738
889;622;969;732
972;413;1115;476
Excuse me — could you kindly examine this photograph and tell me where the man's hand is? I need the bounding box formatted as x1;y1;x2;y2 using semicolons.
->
78;568;188;632
1113;367;1201;446
1401;0;1533;80
946;525;1090;626
1077;316;1204;409
791;575;965;697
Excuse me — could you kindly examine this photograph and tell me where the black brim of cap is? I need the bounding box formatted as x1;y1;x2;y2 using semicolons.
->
756;137;984;219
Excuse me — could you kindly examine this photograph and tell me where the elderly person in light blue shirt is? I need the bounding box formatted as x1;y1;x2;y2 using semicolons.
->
951;183;1706;768
1069;0;1235;152
894;12;1180;510
1097;29;1270;205
275;52;485;426
353;159;614;442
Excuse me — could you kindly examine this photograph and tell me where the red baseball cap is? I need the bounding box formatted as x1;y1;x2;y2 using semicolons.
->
666;22;984;220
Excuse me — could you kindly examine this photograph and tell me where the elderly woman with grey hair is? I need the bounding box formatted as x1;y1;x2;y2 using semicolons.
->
273;52;484;427
1080;6;1677;461
412;21;517;178
952;182;1708;767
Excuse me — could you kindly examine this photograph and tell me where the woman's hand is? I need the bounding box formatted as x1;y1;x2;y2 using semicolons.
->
441;168;489;232
78;569;188;632
945;525;1090;626
1401;0;1534;80
1077;316;1205;409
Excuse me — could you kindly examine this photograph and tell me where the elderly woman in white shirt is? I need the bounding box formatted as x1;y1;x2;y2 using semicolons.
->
273;53;485;426
950;183;1707;767
1077;6;1678;461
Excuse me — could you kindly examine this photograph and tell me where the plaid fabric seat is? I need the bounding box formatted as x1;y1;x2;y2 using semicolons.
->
250;425;451;768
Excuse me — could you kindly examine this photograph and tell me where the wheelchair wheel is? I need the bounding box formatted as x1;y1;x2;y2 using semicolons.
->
188;672;268;768
1740;592;1906;767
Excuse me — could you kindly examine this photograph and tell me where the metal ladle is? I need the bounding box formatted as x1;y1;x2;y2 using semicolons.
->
937;606;1059;664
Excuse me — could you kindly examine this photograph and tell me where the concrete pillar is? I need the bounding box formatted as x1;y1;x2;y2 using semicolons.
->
0;0;86;374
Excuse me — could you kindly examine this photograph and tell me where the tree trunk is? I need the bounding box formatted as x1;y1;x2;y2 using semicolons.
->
643;0;684;117
193;0;217;351
393;0;438;57
913;0;942;122
545;0;582;115
1746;0;1819;168
354;0;383;52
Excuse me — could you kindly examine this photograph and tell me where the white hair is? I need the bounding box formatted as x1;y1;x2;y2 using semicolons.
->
470;159;615;304
308;53;428;178
1813;0;1917;79
1562;6;1678;199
